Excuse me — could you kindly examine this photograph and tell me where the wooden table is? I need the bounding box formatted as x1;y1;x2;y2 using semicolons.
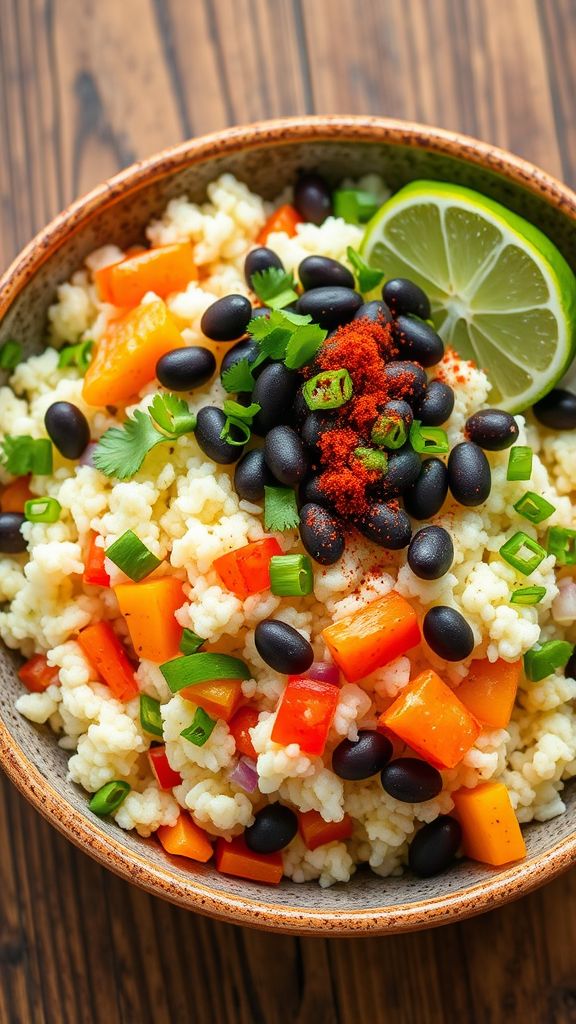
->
1;2;575;1020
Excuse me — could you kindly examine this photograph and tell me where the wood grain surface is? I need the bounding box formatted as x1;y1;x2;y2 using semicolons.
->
1;1;576;1021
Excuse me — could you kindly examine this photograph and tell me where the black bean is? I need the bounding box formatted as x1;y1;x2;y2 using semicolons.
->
383;278;432;319
290;389;309;428
0;512;26;553
533;389;576;431
299;255;354;291
381;758;443;803
300;411;334;455
423;606;475;661
195;406;246;464
448;442;491;506
354;299;393;325
465;408;519;450
374;447;422;499
244;247;283;289
394;315;444;368
356;501;412;549
156;347;216;392
403;458;448;520
294;173;333;225
44;401;90;460
264;425;308;486
234;449;276;502
298;475;334;510
299;503;345;565
245;804;298;854
414;379;455;426
250;306;271;320
254;619;314;675
409;816;462;878
407;526;454;580
201;294;252;342
220;338;258;376
252;364;300;435
296;287;363;330
383;361;428;403
332;730;393;781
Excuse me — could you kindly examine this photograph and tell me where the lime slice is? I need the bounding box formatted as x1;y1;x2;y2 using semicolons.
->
360;180;576;412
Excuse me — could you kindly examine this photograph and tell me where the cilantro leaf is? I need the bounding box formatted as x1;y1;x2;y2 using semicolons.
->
149;393;196;436
285;323;327;369
58;339;93;373
221;358;257;394
222;400;261;424
92;411;166;480
347;247;384;294
251;267;298;310
0;340;23;371
264;486;300;531
1;436;53;475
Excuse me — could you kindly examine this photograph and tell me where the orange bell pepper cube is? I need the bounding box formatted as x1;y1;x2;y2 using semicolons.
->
299;810;353;851
257;204;303;245
83;532;110;587
215;835;283;885
94;243;197;308
452;781;526;866
18;654;60;693
82;299;185;406
114;577;184;663
213;537;282;600
157;813;213;863
180;679;243;723
1;475;33;513
271;676;339;756
77;621;139;701
229;705;260;759
148;745;183;790
322;591;420;683
379;668;481;770
456;658;521;729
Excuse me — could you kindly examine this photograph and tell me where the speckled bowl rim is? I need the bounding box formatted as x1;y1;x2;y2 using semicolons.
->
1;115;576;935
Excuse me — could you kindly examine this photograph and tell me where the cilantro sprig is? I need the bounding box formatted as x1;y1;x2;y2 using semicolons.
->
0;436;53;476
347;247;384;294
264;486;300;532
251;267;298;310
92;394;197;480
220;309;327;394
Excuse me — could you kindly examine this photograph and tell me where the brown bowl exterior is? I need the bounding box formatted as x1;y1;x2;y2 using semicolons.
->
1;116;576;935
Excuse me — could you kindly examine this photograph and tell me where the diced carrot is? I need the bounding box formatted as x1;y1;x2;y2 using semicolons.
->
148;746;183;790
257;204;303;245
215;835;283;884
18;654;60;693
213;538;282;600
114;577;184;663
322;591;420;683
83;532;110;587
157;813;213;863
82;299;185;406
229;705;260;759
456;658;521;729
379;668;480;770
452;782;526;866
77;621;139;701
0;475;33;513
299;810;353;851
94;243;197;308
180;679;243;723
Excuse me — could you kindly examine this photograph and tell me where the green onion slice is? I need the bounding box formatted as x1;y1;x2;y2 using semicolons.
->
354;447;388;474
181;707;217;747
88;780;131;816
179;629;206;656
333;189;380;224
58;339;94;372
302;369;353;411
269;554;314;596
524;640;574;682
0;339;23;370
507;446;533;481
547;525;576;565
24;497;61;523
160;653;251;694
219;416;252;446
510;586;547;606
409;420;449;455
105;529;161;582
499;531;547;576
513;491;556;525
139;694;163;737
371;414;408;449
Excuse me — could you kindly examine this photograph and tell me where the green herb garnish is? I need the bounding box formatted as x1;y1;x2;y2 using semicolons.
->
0;339;23;371
221;358;257;394
264;485;300;532
93;394;196;480
347;246;384;294
1;436;53;476
251;267;298;310
58;339;94;373
149;393;197;435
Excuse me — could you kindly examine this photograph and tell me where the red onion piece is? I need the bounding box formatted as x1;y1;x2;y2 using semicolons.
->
305;661;340;685
79;442;98;467
229;756;259;793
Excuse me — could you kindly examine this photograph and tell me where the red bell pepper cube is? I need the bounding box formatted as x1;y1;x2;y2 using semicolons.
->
228;705;260;759
271;676;339;756
77;621;139;701
213;537;282;600
148;745;183;789
299;810;353;851
18;654;60;693
83;533;110;587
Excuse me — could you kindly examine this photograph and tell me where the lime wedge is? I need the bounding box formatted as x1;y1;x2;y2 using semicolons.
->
360;181;576;412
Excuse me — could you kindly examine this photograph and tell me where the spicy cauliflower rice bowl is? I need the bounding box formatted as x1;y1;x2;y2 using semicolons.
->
0;164;575;889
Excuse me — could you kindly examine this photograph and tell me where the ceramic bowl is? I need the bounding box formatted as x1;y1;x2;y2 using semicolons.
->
1;116;575;935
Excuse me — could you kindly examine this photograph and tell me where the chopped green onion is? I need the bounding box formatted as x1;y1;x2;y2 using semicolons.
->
181;707;216;747
524;640;574;682
160;652;251;694
334;190;380;224
220;417;252;446
24;497;61;523
354;447;388;474
139;694;163;737
409;420;449;455
269;554;314;596
510;586;547;606
105;529;161;582
302;369;353;411
58;339;93;372
507;446;533;481
513;491;556;525
499;531;547;576
179;629;206;656
346;247;385;294
371;413;408;450
547;525;576;565
88;780;131;816
1;436;53;476
0;339;23;370
264;485;300;532
222;400;260;424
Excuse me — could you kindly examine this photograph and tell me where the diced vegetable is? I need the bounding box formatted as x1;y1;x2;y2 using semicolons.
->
257;204;303;245
18;654;60;693
409;421;449;455
510;586;546;605
157;813;213;863
24;497;61;523
106;529;161;582
299;810;353;851
271;676;339;756
513;491;555;525
0;475;32;513
322;591;420;683
88;780;131;816
148;745;182;789
94;243;197;308
160;652;250;692
114;577;184;663
82;299;185;406
229;705;260;759
269;554;314;597
452;781;526;866
179;628;205;655
139;694;163;737
524;640;574;682
229;757;259;793
181;707;216;747
547;525;576;565
180;680;244;723
77;621;139;701
215;835;283;884
499;531;547;576
213;537;282;599
379;668;480;769
83;533;110;587
456;658;521;729
506;445;533;481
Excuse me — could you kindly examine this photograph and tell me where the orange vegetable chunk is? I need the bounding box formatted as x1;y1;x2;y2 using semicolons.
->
77;621;139;701
456;658;521;729
322;591;420;683
213;537;282;600
18;654;60;693
452;781;526;866
114;577;184;664
179;679;243;723
157;813;213;863
257;204;303;245
299;810;353;851
82;299;185;406
215;835;283;884
1;475;33;513
379;668;480;769
95;243;197;308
